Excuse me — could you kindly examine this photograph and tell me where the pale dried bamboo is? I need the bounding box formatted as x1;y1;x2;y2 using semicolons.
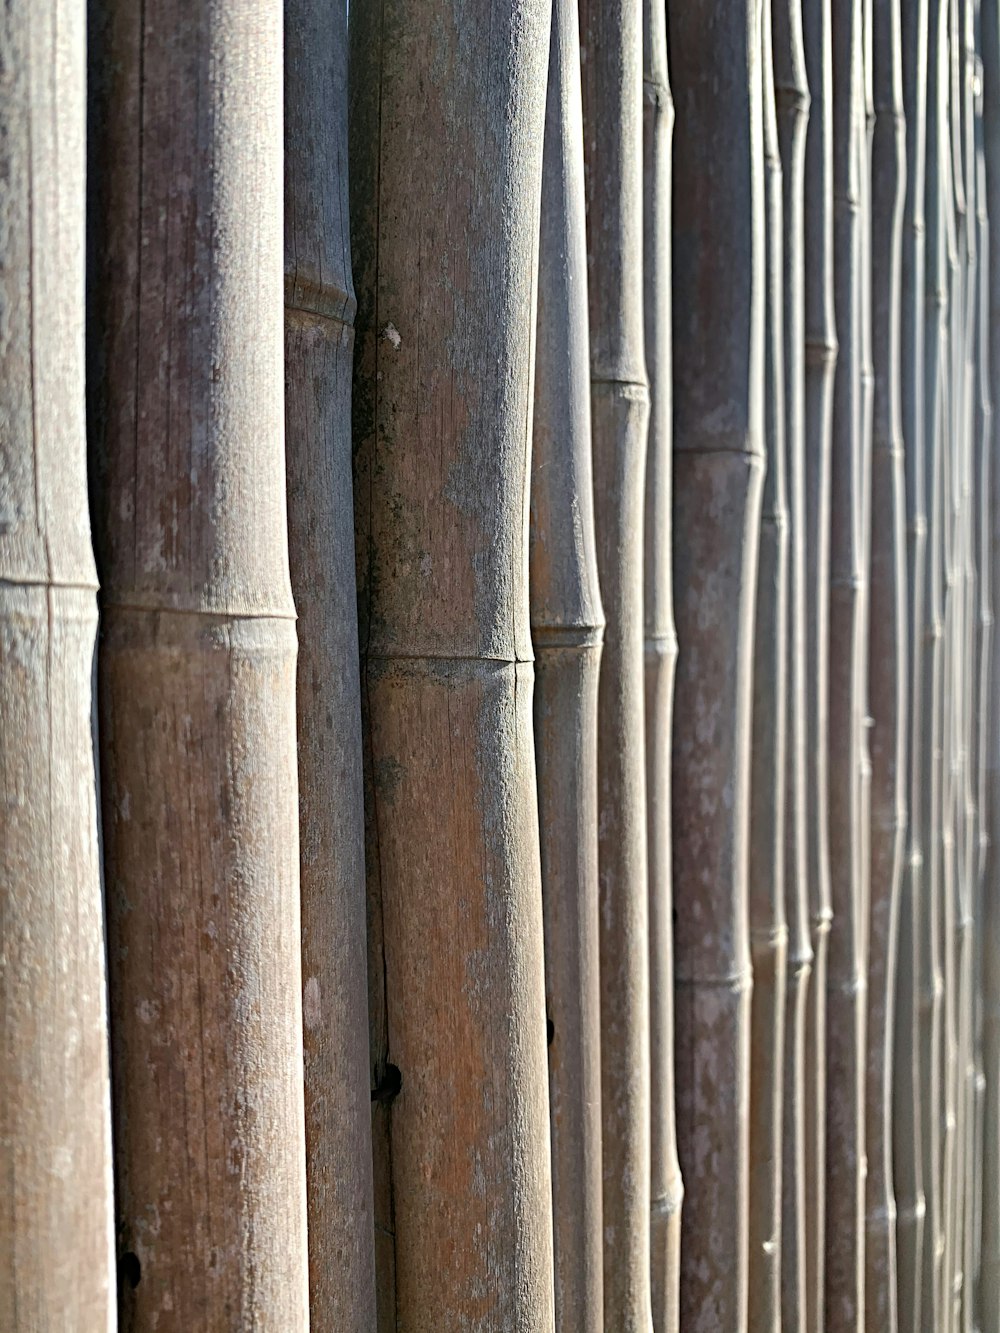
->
578;0;652;1323
866;1;908;1326
0;2;115;1324
87;0;310;1323
283;0;377;1326
531;1;605;1326
642;1;683;1327
670;0;765;1325
802;3;838;1325
348;2;555;1326
749;5;790;1326
825;0;868;1323
894;3;930;1327
773;1;815;1325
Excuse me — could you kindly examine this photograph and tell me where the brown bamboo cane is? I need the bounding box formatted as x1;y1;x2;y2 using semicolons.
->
894;4;930;1327
0;2;116;1324
642;3;683;1327
86;0;310;1322
803;3;838;1325
530;1;605;1326
670;0;765;1326
981;13;1000;1314
578;0;653;1324
348;1;556;1327
773;2;815;1326
825;1;868;1324
749;6;790;1327
283;3;378;1327
866;1;908;1327
919;2;952;1319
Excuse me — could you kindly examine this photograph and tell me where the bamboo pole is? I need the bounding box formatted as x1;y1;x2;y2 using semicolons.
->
802;3;838;1324
866;1;908;1326
825;1;868;1323
86;0;310;1323
919;2;952;1321
749;5;790;1325
894;2;930;1327
773;2;815;1326
531;1;605;1326
670;0;765;1325
283;0;377;1326
347;1;555;1327
0;2;115;1324
641;1;683;1326
578;0;652;1323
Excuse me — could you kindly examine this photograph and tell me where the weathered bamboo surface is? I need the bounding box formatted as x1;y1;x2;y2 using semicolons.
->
642;0;683;1327
87;0;310;1325
7;1;1000;1327
532;0;605;1326
0;2;115;1325
283;0;376;1326
670;0;765;1326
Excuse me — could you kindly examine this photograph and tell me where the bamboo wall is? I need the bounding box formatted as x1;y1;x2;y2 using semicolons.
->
3;0;1000;1329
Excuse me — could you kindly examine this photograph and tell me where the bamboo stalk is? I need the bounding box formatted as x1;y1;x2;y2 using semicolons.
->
894;3;930;1327
749;5;790;1326
283;0;377;1326
802;3;838;1324
531;1;605;1326
670;0;765;1325
0;2;115;1324
347;1;556;1326
578;0;652;1324
773;2;815;1326
641;1;683;1327
86;0;310;1322
825;1;868;1323
866;1;908;1326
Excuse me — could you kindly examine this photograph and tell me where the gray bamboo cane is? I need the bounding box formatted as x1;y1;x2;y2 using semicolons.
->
826;2;868;1324
894;2;930;1326
773;3;815;1326
87;0;310;1322
671;0;765;1326
642;3;683;1327
982;14;1000;1312
531;2;605;1326
578;0;652;1324
348;1;556;1326
919;2;952;1319
749;7;790;1326
866;2;908;1326
0;3;115;1324
283;2;377;1326
803;4;838;1325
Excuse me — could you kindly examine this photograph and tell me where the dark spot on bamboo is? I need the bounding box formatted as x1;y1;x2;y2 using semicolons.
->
121;1252;141;1289
371;1064;402;1105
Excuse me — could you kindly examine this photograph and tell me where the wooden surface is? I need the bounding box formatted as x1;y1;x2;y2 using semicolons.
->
0;2;115;1324
87;1;310;1324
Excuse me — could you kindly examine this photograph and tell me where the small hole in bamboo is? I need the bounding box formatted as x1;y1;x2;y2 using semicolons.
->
547;1019;555;1046
122;1252;141;1289
372;1063;402;1105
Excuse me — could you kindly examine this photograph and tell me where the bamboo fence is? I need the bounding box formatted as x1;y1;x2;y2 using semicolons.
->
1;0;1000;1329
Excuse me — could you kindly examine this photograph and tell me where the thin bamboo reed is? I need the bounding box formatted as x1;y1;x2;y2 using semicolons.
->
670;0;765;1325
283;3;377;1327
531;2;605;1326
348;1;556;1326
866;2;908;1327
87;0;310;1322
642;1;683;1327
749;5;790;1326
0;3;115;1324
773;2;815;1326
894;3;930;1326
826;1;868;1323
803;4;839;1325
578;0;652;1323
